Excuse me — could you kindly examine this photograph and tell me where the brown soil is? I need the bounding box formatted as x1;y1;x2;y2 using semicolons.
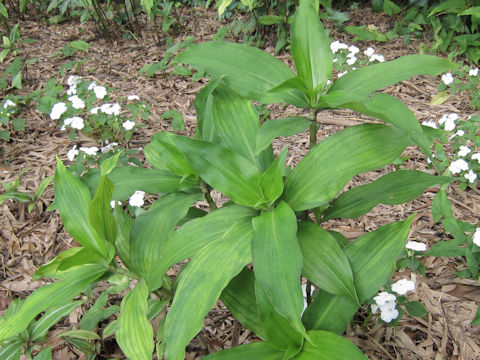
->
1;5;479;360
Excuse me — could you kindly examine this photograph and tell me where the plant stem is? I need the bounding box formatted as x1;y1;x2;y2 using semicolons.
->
305;279;312;305
200;181;217;211
308;109;320;149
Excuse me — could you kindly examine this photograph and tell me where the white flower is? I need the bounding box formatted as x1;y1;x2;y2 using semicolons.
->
110;200;122;209
330;40;348;53
464;170;477;184
68;95;85;109
93;85;107;100
458;146;471;157
449;159;469;174
371;304;379;314
101;142;118;153
469;68;479;76
50;102;67;120
391;279;415;295
100;103;121;116
3;99;16;108
370;54;385;62
346;56;357;65
473;228;480;247
69;116;84;130
439;113;457;131
301;283;315;314
422;120;437;129
90;106;101;115
127;95;140;101
129;190;145;207
122;120;135;130
67;75;81;87
67;145;79;162
450;129;465;140
348;45;359;55
88;81;96;90
326;80;332;86
441;72;454;85
373;292;399;323
374;292;396;306
79;146;99;156
472;153;480;163
364;47;375;57
66;86;77;96
380;307;399;323
337;71;348;78
406;241;427;252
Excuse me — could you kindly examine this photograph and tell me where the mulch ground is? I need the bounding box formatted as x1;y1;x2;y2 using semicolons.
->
1;5;479;360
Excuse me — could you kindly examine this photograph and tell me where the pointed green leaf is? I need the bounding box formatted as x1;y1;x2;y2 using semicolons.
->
328;54;456;101
220;267;265;339
130;191;203;276
163;221;253;360
147;205;256;290
255;117;311;155
260;147;287;206
284;124;410;211
345;215;414;302
404;301;428;317
116;280;154;360
112;206;134;271
323;170;453;220
59;329;101;340
291;0;333;92
89;175;117;244
194;77;224;141
54;158;108;258
203;341;284;360
295;330;368;360
0;339;23;360
80;290;120;331
176;42;302;105
255;282;303;350
30;301;85;341
33;347;52;360
298;222;357;301
252;201;307;337
0;264;105;342
172;135;265;207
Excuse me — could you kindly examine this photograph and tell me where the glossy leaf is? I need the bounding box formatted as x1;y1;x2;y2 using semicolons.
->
172;135;265;207
203;341;284;359
252;201;307;337
291;0;332;92
220;268;265;339
298;222;357;300
295;330;368;359
255;117;311;155
130;191;203;277
116;280;154;360
328;54;456;101
54;158;108;258
0;264;105;342
260;147;287;206
163;221;253;360
147;205;256;290
323;170;453;220
284;124;410;211
89;175;116;244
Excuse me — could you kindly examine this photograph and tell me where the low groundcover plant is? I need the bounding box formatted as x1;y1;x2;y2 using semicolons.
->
0;0;460;359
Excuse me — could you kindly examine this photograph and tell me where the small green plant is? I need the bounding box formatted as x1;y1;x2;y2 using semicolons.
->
434;64;480;109
53;40;91;75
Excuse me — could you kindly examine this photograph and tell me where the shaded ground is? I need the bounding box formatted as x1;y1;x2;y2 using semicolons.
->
1;5;480;359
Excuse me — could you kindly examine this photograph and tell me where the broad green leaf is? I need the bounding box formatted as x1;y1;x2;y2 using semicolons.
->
147;205;256;290
0;264;105;342
59;329;101;340
252;201;307;337
430;90;451;105
404;301;428;317
30;301;85;341
327;55;456;102
172;135;265;207
298;222;357;301
112;206;134;271
203;341;284;359
255;283;303;350
432;189;453;223
284;124;410;211
220;268;265;339
258;15;283;25
130;192;203;276
428;0;467;17
302;290;358;334
89;175;117;244
116;280;154;360
291;0;332;92
0;3;8;18
345;93;433;156
260;147;287;206
261;77;311;108
0;191;32;204
82;166;197;200
255;117;311;155
144;132;197;177
33;347;52;360
54;158;108;258
0;339;23;360
295;330;368;359
80;291;120;331
216;0;233;15
176;42;300;104
345;215;414;302
68;40;91;51
323;170;453;220
193;76;224;140
383;0;401;15
163;221;253;360
100;151;122;176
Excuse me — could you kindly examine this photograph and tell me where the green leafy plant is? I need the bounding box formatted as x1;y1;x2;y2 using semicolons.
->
0;0;457;358
434;63;480;109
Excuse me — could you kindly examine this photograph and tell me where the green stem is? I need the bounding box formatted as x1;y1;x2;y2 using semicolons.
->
308;109;320;149
200;182;217;211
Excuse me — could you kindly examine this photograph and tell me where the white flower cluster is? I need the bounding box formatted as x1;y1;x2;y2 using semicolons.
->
3;99;16;108
469;68;478;77
406;240;427;252
372;279;415;323
330;41;385;79
438;113;458;131
473;228;480;247
129;190;145;207
441;72;454;85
